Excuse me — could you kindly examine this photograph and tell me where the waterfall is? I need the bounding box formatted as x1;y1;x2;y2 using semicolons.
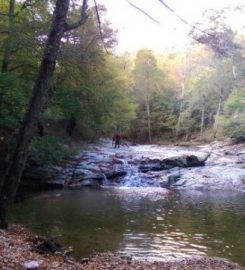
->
102;173;109;186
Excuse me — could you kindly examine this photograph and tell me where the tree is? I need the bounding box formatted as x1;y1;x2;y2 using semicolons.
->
150;90;177;139
133;49;162;143
0;0;89;229
222;87;245;141
1;0;16;73
171;44;212;139
190;8;244;138
44;8;135;138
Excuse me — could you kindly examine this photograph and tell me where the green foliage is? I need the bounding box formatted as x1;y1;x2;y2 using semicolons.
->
222;88;245;140
45;55;136;138
1;0;245;147
0;73;32;127
133;49;162;103
151;91;178;134
0;1;135;142
29;136;73;166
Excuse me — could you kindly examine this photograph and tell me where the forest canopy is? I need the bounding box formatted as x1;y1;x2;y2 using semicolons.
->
0;0;245;148
0;0;245;230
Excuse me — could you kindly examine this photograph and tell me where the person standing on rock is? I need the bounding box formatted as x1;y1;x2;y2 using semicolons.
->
113;131;122;148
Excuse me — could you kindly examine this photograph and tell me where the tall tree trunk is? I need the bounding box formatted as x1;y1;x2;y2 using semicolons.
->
232;64;236;80
1;0;15;73
0;0;72;229
175;82;185;138
200;95;206;139
176;50;187;139
200;104;205;139
146;99;152;144
213;88;223;139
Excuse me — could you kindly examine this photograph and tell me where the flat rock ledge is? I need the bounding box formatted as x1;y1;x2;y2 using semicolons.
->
139;155;205;173
0;225;242;270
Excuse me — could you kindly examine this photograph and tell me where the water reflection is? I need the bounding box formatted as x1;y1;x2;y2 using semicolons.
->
9;189;245;266
120;231;208;261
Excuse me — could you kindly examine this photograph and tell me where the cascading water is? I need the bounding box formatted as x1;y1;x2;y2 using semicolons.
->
10;140;245;266
101;157;161;188
102;173;109;186
65;140;244;192
116;159;141;187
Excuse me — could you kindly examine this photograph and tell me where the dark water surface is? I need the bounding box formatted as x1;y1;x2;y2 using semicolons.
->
10;188;245;266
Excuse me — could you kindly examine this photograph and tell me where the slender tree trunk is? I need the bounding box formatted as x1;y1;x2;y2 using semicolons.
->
146;99;152;144
176;50;187;139
200;104;205;138
213;88;223;139
200;95;206;139
175;82;184;138
1;0;15;73
232;65;236;80
0;0;71;229
185;127;191;141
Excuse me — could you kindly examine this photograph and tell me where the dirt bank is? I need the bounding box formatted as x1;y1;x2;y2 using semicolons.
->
0;225;242;270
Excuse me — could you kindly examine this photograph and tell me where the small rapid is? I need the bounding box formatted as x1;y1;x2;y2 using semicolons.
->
61;140;244;192
9;141;245;266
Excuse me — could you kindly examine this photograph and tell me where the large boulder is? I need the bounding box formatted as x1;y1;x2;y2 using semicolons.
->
21;165;65;190
138;158;162;172
177;166;245;191
139;155;205;172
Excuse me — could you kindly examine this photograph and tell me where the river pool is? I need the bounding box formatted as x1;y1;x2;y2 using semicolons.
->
9;188;245;266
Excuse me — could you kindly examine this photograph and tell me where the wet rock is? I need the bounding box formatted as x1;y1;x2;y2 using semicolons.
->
34;236;62;254
23;260;39;269
139;155;205;172
159;172;181;188
178;166;245;191
234;135;245;143
72;169;103;181
186;155;205;167
173;178;187;187
23;166;59;182
139;158;162;172
167;173;181;185
68;173;103;187
161;157;185;169
101;163;127;181
41;180;65;189
21;166;65;190
79;179;92;186
111;158;125;164
106;170;127;180
159;180;169;188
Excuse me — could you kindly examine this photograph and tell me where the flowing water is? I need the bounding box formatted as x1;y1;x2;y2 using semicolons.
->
9;142;245;266
10;188;245;266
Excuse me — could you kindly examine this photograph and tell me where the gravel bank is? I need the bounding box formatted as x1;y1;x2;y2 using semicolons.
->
0;225;242;270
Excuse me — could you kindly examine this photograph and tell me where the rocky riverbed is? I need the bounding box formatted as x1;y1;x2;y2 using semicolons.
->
23;140;244;192
8;140;244;269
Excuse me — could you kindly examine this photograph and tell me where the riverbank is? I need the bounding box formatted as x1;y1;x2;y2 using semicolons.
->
0;225;242;270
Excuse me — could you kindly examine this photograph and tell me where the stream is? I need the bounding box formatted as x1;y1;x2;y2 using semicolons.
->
10;141;245;266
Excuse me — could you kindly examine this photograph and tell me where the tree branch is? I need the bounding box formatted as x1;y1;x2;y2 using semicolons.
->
126;0;160;24
0;0;39;17
158;0;213;37
65;0;88;32
0;30;10;34
93;0;109;54
14;0;39;17
9;63;36;72
0;12;11;16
